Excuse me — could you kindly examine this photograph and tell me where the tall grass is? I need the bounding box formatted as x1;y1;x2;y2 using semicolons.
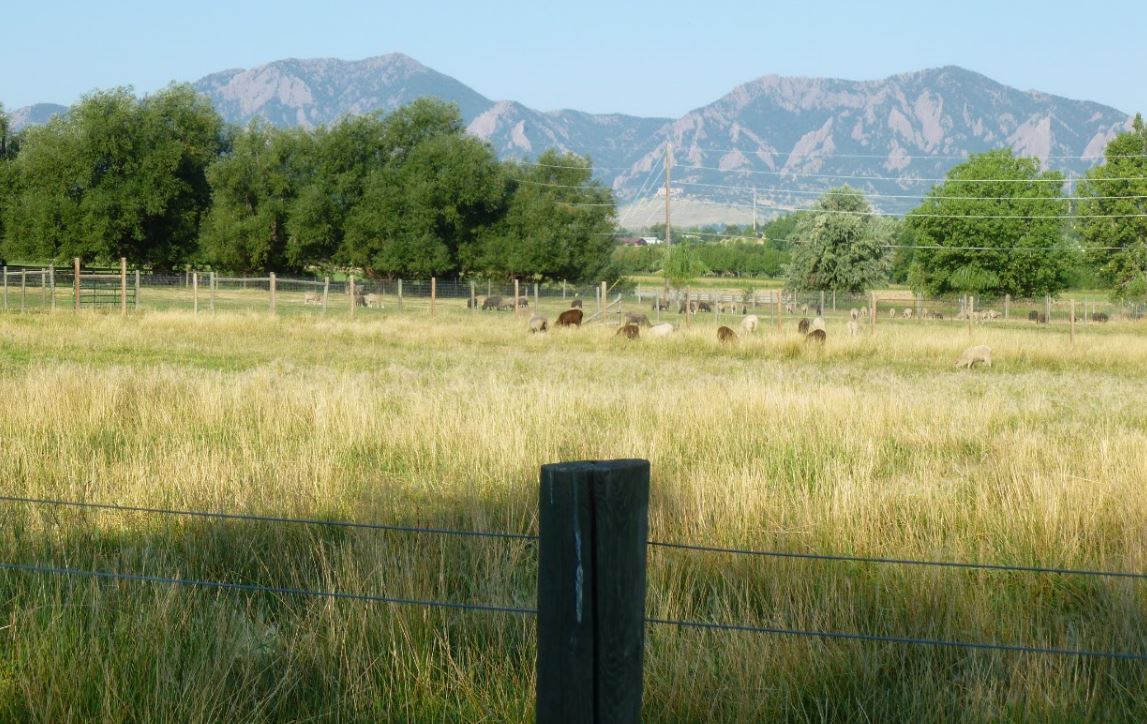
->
0;310;1144;721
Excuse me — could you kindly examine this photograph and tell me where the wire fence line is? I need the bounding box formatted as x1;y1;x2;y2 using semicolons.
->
2;492;1144;663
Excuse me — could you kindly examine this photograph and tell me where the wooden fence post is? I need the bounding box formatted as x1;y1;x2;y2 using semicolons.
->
322;277;330;314
535;282;540;310
2;266;7;311
514;278;521;318
73;258;81;312
349;276;356;318
49;267;55;311
134;270;140;311
192;272;199;315
470;281;477;313
431;277;437;317
20;271;26;311
269;272;277;314
398;279;404;310
120;258;127;315
538;459;649;724
1004;294;1010;320
1070;299;1076;346
967;295;974;336
210;272;216;314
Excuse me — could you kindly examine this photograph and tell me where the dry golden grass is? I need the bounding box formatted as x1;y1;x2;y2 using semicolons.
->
0;308;1144;721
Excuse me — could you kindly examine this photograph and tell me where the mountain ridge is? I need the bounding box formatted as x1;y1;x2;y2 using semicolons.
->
9;56;1132;224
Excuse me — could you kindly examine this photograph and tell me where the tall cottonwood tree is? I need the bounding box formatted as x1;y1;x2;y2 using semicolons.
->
785;186;891;294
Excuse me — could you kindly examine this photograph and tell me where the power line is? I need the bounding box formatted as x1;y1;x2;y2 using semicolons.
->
645;617;1147;662
678;145;1147;162
0;495;538;543
0;561;538;616
662;181;1147;203
649;540;1147;581
674;163;1147;184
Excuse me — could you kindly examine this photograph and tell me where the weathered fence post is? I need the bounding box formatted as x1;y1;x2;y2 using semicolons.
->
210;272;216;314
537;459;650;724
470;281;477;313
73;258;81;312
534;282;540;310
514;278;521;318
269;272;277;314
49;267;55;311
398;279;404;310
349;275;356;318
967;295;974;336
192;272;199;315
1004;294;1010;320
1070;299;1076;346
775;290;781;332
322;277;330;314
119;258;127;315
134;270;140;311
431;277;437;317
600;282;607;323
20;271;26;311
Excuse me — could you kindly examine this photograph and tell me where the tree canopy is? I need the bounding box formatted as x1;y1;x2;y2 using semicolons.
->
784;186;891;294
906;150;1073;297
1077;114;1147;299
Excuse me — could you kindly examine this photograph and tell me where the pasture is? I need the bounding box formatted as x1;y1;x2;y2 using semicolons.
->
0;306;1145;721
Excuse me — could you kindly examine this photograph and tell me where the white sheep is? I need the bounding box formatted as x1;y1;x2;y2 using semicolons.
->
849;307;859;320
902;308;913;319
364;293;384;309
740;315;759;334
954;345;992;369
528;315;548;333
647;322;675;338
303;292;322;306
810;316;827;333
847;319;860;336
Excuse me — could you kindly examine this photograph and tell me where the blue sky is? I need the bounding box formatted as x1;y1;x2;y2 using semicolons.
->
4;1;1144;118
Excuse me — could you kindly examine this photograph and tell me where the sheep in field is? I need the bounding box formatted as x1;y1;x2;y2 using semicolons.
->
810;316;826;333
849;307;859;320
556;309;584;328
1092;312;1109;322
717;326;738;343
902;308;913;319
529;315;548;333
624;312;651;327
805;329;827;344
847;319;860;336
651;298;671;311
860;306;868;319
616;323;640;340
647;323;675;338
798;318;811;335
570;298;583;309
741;315;759;334
482;296;503;311
889;308;897;319
955;345;992;369
304;292;322;306
364;293;384;309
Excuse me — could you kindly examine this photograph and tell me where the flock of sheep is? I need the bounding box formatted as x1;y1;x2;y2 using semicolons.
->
519;300;992;369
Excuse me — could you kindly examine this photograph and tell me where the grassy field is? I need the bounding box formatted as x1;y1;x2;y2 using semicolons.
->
0;304;1145;721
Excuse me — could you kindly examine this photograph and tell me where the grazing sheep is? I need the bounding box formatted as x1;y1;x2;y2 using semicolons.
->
571;298;583;309
984;309;1000;320
647;322;675;338
1027;311;1048;324
860;306;868;319
304;292;322;306
624;312;651;327
1092;312;1109;323
785;303;794;314
849;307;859;320
529;315;548;333
741;315;759;334
934;312;944;320
466;297;479;309
556;309;584;327
697;301;713;313
717;326;738;343
847;319;860;336
352;291;366;307
955;345;992;369
888;308;897;319
811;316;826;333
902;308;913;319
678;300;696;314
616;323;640;340
800;303;809;315
482;296;503;311
798;318;811;335
364;293;384;309
805;329;827;344
651;298;671;311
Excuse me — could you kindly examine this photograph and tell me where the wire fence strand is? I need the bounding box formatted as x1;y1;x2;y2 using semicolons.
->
645;617;1147;662
648;539;1147;581
0;561;538;616
0;495;538;542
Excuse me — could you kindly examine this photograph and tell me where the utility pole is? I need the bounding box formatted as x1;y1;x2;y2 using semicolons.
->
663;142;672;247
752;186;758;237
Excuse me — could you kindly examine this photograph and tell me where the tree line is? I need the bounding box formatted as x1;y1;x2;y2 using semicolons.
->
0;87;617;282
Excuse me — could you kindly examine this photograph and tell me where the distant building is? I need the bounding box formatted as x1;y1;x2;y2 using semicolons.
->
640;236;663;245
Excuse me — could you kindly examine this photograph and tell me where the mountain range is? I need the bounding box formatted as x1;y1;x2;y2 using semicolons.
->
10;54;1133;226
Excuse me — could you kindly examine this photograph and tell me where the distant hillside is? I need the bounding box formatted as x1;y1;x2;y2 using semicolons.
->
10;58;1131;224
9;103;67;131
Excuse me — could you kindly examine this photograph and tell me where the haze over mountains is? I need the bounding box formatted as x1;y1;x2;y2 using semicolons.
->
11;53;1132;225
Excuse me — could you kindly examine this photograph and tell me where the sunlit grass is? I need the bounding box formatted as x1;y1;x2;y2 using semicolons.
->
0;308;1145;720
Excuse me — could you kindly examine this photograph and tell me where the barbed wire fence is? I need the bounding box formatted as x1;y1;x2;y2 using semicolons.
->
2;459;1145;720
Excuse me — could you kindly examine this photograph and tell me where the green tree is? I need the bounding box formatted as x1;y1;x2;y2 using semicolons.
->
200;123;311;272
906;150;1073;297
3;86;223;268
469;150;616;282
661;243;708;290
785;186;891;294
1077;114;1147;299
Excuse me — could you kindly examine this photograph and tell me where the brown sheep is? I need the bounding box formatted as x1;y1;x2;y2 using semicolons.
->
798;318;811;335
717;326;738;343
616;323;640;340
570;298;583;309
556;309;584;327
624;312;651;327
805;329;827;344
